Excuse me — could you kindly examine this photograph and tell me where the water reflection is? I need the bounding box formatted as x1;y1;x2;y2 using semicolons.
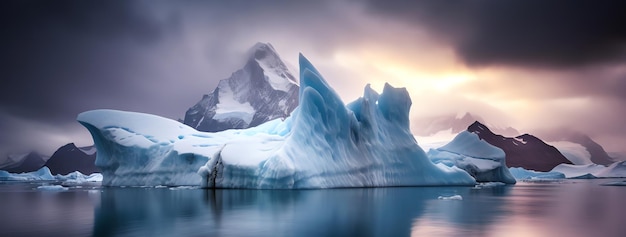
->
94;187;467;236
89;180;626;237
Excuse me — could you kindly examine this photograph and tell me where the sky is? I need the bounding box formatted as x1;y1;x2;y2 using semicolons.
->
1;0;626;157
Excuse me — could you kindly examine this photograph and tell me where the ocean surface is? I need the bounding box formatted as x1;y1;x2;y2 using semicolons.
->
1;179;625;237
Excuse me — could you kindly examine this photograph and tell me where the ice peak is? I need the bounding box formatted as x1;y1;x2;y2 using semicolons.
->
298;53;333;102
378;83;411;128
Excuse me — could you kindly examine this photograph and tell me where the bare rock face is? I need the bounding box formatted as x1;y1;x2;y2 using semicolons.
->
45;143;99;175
468;121;572;172
0;152;47;173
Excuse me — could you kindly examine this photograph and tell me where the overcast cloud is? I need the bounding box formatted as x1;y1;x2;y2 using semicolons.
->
1;0;626;157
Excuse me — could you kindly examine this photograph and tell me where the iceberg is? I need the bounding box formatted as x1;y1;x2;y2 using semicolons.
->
55;171;103;183
0;166;103;183
77;54;477;188
438;195;463;200
596;161;626;178
508;167;566;180
77;109;218;186
550;163;607;178
36;185;69;191
427;131;516;184
547;161;626;179
0;166;55;181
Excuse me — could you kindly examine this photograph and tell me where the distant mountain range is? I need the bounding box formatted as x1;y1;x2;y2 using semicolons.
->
415;111;617;169
0;143;98;175
413;112;519;137
44;143;99;175
183;42;299;132
0;152;48;173
535;128;614;165
3;42;620;175
467;121;572;172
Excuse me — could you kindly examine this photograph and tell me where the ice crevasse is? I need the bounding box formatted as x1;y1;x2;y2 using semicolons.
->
77;54;477;188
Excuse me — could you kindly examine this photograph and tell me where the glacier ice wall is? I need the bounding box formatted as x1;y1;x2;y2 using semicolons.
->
78;54;476;188
77;110;220;186
427;131;516;184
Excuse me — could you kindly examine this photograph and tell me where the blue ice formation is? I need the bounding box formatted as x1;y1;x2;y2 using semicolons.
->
508;167;565;180
0;167;55;181
0;166;103;183
427;131;517;184
77;54;477;188
55;171;103;183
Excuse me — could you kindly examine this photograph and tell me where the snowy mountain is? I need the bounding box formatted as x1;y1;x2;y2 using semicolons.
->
183;42;299;132
0;152;48;173
536;129;614;165
44;143;99;175
467;121;572;172
413;112;519;137
77;54;477;188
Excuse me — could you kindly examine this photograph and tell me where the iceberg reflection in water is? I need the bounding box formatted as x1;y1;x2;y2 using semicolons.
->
1;180;625;236
90;180;626;237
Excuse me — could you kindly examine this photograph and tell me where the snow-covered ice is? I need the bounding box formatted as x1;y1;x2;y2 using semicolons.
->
596;161;626;178
0;167;55;181
36;185;69;191
427;131;516;184
55;171;103;183
77;54;477;188
509;167;566;180
438;195;463;200
0;166;103;183
525;161;626;179
474;182;507;188
550;164;607;178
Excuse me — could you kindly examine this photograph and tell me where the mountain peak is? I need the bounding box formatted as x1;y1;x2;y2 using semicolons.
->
248;42;277;58
467;122;572;172
183;43;299;132
468;121;493;134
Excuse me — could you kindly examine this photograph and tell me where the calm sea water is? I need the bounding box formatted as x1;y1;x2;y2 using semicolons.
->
1;179;625;237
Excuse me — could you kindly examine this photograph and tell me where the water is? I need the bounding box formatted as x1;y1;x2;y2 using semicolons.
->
1;180;625;237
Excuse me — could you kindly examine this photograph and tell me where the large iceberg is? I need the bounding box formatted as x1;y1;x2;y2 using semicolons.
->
77;54;477;188
427;131;516;184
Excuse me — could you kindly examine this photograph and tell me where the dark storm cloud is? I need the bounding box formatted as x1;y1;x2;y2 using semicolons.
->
0;0;175;122
361;0;626;68
0;0;359;156
0;0;344;124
